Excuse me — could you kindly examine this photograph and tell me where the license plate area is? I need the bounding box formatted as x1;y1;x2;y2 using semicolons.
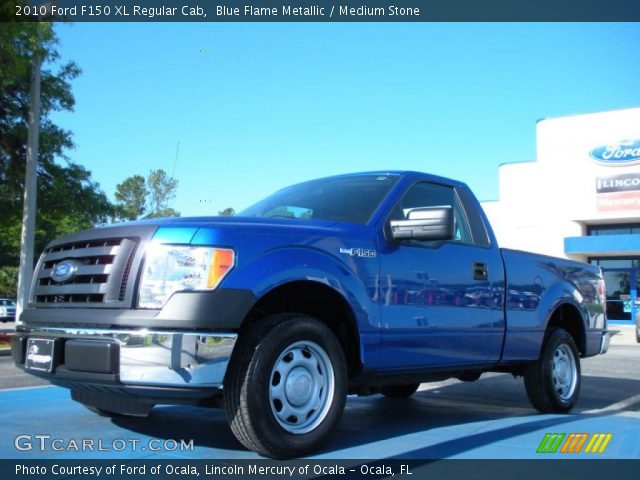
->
25;338;55;372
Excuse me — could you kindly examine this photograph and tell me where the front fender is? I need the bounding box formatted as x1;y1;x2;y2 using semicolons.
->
222;246;381;366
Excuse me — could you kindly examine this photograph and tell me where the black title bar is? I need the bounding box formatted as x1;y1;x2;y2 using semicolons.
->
4;460;640;480
5;0;640;22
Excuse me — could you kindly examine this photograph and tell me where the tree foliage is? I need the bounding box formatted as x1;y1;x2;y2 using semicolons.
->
0;23;113;271
114;169;180;220
218;207;235;216
146;169;178;218
115;174;146;220
0;266;18;298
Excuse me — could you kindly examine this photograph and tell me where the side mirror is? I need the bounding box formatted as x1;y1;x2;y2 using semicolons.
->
389;206;454;241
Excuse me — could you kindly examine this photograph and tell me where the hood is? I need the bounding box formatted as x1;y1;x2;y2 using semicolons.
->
109;215;338;230
95;215;349;246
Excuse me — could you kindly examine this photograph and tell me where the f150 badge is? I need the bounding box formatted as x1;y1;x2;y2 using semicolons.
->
339;248;377;258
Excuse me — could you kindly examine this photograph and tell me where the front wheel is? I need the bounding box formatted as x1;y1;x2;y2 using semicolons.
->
224;314;347;458
524;328;581;413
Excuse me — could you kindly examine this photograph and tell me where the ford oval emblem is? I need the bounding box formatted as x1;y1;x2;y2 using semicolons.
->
51;260;79;283
590;139;640;166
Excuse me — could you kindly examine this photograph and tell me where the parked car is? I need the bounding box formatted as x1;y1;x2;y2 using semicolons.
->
13;171;609;458
0;299;16;323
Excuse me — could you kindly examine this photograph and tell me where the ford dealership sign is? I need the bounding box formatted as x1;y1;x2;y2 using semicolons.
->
590;139;640;166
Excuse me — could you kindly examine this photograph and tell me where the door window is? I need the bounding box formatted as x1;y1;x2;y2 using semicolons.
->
388;182;473;246
602;270;631;321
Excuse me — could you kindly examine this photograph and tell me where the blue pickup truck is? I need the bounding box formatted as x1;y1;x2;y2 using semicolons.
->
13;171;609;458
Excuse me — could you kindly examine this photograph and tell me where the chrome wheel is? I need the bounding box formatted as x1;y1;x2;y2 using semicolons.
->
269;340;335;434
552;344;577;401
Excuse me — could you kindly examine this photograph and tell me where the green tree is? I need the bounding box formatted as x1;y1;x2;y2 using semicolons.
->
0;23;114;274
218;207;235;216
145;169;179;218
0;266;18;298
115;174;147;220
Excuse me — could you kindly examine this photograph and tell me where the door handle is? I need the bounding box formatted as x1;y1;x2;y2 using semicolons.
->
473;262;488;281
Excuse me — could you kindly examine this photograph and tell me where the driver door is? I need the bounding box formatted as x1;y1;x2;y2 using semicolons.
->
378;181;504;369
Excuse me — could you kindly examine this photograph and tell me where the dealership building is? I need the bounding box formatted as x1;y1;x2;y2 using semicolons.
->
482;106;640;324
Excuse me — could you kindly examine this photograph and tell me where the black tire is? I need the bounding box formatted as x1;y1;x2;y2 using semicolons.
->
524;328;581;413
223;313;348;458
380;383;420;398
457;371;482;382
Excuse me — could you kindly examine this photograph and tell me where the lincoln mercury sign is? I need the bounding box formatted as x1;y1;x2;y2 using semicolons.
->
595;171;640;213
596;172;640;193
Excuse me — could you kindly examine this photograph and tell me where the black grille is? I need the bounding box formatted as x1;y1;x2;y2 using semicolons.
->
32;236;139;307
39;274;109;287
46;238;122;252
118;244;138;301
43;255;114;270
36;294;105;304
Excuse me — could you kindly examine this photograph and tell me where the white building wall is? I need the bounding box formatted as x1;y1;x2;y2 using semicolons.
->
482;106;640;261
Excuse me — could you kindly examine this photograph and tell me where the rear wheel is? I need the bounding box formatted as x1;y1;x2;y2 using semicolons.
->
524;328;581;413
224;314;347;458
380;383;420;398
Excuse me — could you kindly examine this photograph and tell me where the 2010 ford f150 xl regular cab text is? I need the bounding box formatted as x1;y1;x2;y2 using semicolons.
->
13;171;609;458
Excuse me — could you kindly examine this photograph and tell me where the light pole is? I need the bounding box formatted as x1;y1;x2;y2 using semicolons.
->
16;21;46;322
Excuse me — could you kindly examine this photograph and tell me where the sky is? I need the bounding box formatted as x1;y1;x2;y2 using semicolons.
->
49;22;640;217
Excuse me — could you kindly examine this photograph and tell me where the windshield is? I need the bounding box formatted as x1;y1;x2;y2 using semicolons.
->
240;174;399;224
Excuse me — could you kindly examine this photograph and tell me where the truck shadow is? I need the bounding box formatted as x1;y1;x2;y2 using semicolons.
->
111;373;640;458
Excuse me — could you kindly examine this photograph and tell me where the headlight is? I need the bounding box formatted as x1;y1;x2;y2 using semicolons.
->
138;244;235;309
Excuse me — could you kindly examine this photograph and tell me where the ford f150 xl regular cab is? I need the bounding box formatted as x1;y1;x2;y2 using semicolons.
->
13;171;609;458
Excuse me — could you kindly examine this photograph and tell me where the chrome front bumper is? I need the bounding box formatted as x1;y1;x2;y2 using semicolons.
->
15;326;237;388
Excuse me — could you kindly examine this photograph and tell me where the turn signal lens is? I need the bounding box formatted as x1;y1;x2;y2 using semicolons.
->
208;249;235;288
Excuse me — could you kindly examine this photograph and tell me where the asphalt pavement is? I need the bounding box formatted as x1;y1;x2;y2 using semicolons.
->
0;325;638;460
